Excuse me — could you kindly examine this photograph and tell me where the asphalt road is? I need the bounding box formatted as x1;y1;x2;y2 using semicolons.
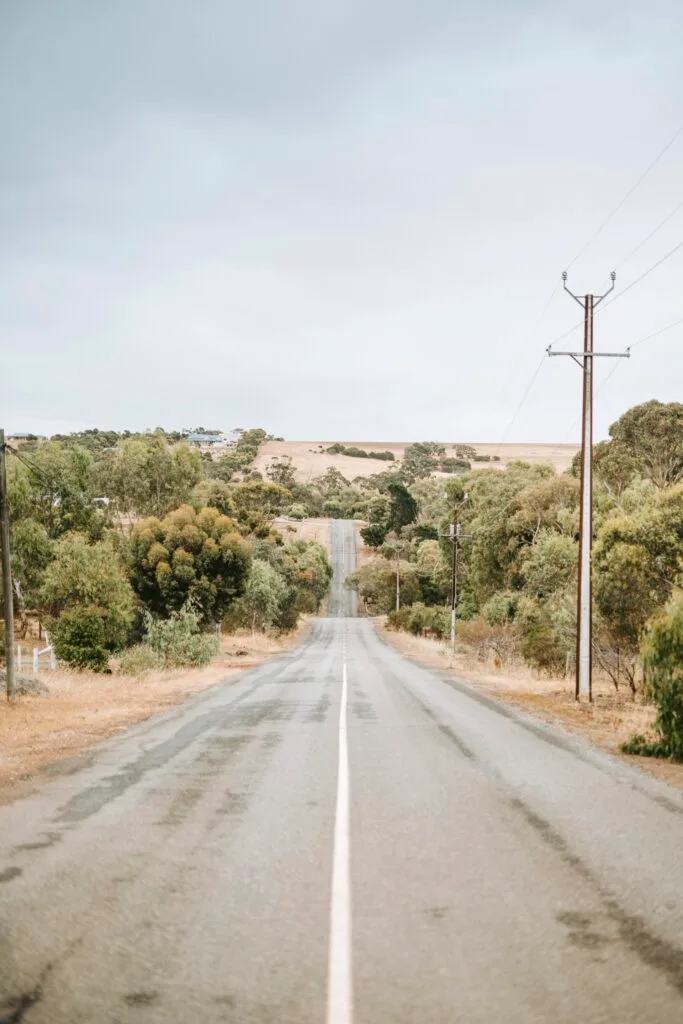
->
1;519;683;1022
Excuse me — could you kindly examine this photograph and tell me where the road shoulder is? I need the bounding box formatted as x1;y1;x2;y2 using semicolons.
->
375;617;683;793
0;625;309;802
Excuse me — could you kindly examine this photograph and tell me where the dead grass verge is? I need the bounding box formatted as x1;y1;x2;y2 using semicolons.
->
0;627;306;793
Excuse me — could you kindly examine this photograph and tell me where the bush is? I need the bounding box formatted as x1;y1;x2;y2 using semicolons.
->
515;595;574;674
118;644;161;677
456;615;520;663
287;503;308;520
326;444;394;461
622;599;683;761
143;608;219;668
360;523;388;548
387;603;450;639
51;606;111;672
482;591;518;626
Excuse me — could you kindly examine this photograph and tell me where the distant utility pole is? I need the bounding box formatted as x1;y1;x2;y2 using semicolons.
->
0;429;16;700
395;548;400;612
448;494;469;656
548;273;629;702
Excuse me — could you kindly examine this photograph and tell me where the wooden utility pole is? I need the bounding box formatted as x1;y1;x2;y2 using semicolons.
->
548;272;628;702
0;429;16;700
448;494;469;656
449;513;459;655
395;549;400;612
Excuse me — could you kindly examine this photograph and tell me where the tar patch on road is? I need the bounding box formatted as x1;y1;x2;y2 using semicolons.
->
123;990;158;1007
508;794;683;995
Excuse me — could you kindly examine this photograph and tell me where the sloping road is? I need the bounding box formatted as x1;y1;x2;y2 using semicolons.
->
1;520;683;1022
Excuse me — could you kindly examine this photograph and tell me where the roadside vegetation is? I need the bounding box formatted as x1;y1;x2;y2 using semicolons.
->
325;444;395;461
342;401;683;763
2;401;682;765
0;426;331;677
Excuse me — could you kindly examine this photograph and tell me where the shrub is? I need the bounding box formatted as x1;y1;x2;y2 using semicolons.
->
387;603;450;639
456;615;520;663
51;606;111;672
516;599;567;674
118;644;161;677
482;591;518;626
287;503;308;520
143;608;219;668
622;599;683;761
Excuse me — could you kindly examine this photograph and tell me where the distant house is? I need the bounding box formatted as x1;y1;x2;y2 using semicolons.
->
186;433;225;447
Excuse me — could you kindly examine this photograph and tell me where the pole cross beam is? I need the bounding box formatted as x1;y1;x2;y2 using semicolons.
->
546;273;629;703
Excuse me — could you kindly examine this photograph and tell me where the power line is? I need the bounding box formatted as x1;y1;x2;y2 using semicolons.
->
544;241;683;353
627;315;683;349
7;447;53;488
493;123;683;455
600;238;683;313
566;122;683;270
615;198;683;271
494;353;547;455
542;311;681;463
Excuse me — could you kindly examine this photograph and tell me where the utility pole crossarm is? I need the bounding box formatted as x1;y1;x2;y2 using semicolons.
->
547;350;630;359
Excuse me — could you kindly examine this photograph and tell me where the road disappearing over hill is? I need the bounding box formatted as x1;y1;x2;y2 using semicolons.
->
1;519;682;1022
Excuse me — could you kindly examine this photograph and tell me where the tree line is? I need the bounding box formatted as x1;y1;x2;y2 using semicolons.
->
344;401;683;760
1;427;331;673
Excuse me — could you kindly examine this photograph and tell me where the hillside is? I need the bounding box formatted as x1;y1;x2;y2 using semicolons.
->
253;440;579;481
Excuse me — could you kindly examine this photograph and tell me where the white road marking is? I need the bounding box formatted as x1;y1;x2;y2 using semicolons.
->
327;657;352;1024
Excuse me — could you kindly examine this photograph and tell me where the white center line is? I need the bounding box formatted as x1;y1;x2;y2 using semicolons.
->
327;655;352;1024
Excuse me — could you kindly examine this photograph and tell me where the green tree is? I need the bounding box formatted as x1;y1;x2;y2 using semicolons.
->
266;456;297;489
15;442;99;538
400;442;446;481
96;435;202;520
41;534;135;662
521;532;577;599
231;480;292;519
607;400;683;488
623;599;683;760
129;505;251;623
10;519;54;628
387;480;418;531
240;560;288;631
191;479;236;517
347;558;420;614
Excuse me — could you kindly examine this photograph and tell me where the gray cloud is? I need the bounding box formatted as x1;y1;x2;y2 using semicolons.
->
1;0;683;441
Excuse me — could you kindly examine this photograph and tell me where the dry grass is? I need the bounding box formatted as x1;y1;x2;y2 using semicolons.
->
377;621;683;792
273;516;335;553
254;440;579;482
0;629;304;795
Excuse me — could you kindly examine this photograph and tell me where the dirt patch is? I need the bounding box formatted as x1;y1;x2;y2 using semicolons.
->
376;620;683;792
0;628;306;794
273;517;335;553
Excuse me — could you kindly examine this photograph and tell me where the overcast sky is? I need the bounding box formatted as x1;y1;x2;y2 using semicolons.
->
1;1;682;443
